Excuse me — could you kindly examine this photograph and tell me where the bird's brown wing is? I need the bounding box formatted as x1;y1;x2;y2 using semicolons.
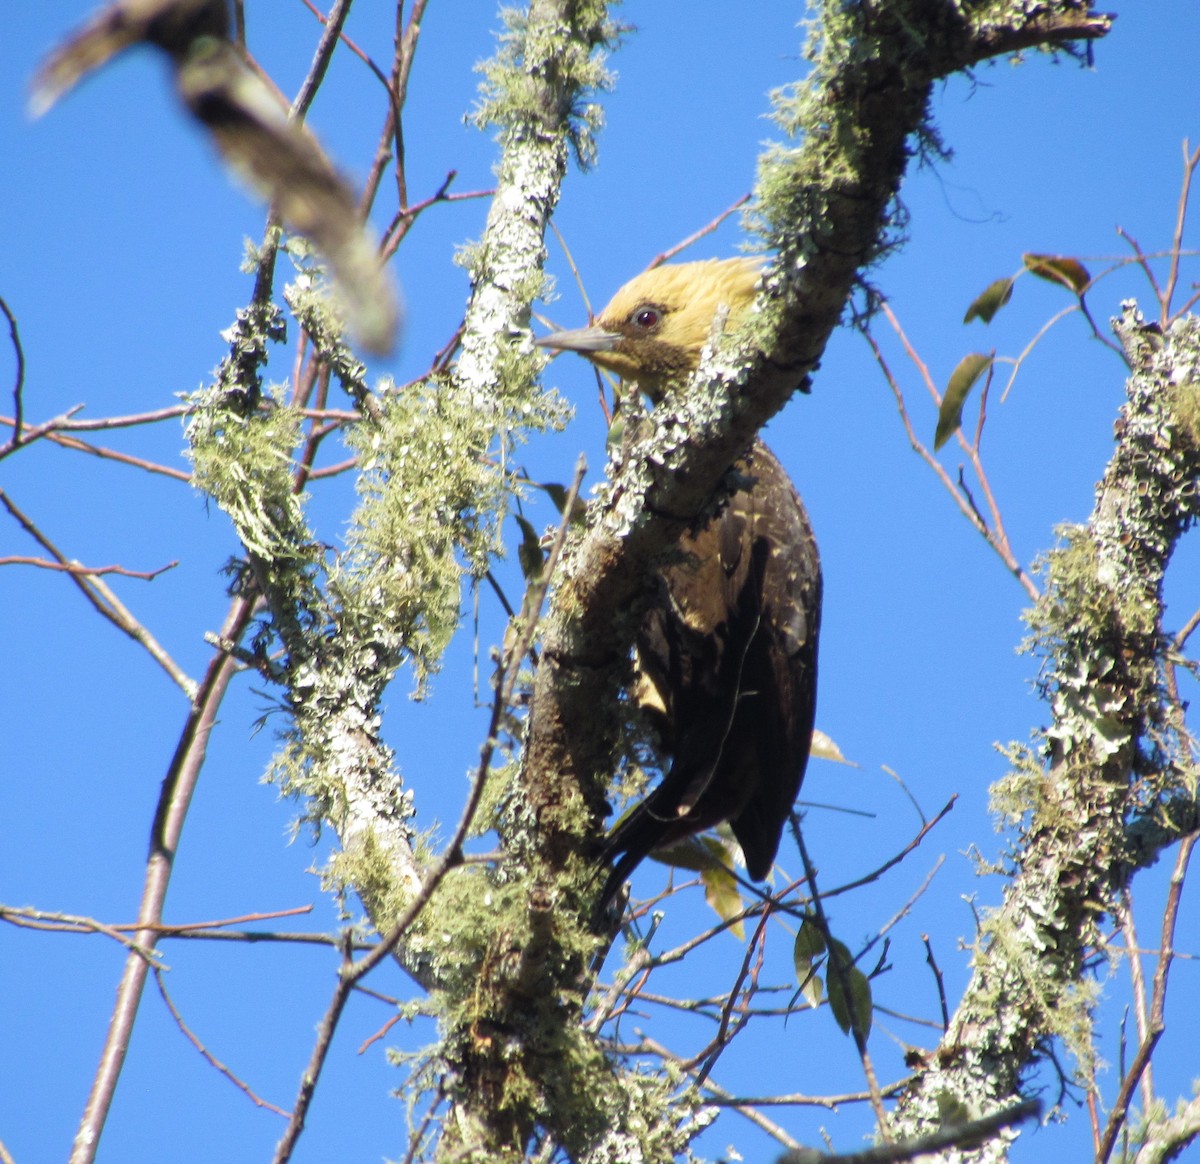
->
724;444;821;878
600;440;821;902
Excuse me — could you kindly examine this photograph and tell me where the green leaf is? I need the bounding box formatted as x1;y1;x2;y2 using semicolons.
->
700;855;745;939
963;277;1014;324
793;918;827;1008
649;838;716;873
1023;253;1091;294
793;917;827;965
605;411;625;453
826;939;872;1039
648;836;744;934
935;353;993;450
514;515;544;580
535;482;587;525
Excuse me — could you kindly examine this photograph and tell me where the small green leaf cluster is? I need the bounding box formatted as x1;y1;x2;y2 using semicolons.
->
792;915;873;1040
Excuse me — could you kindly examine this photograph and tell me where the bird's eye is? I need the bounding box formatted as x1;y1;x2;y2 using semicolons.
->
632;307;661;331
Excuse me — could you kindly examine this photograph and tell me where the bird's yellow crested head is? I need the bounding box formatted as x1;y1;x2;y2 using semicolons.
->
538;256;763;398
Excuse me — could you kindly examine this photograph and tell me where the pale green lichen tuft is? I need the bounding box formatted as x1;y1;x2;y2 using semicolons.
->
471;3;621;170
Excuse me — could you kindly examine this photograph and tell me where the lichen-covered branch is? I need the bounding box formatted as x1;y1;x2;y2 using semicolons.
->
182;0;612;1012
1134;1093;1200;1164
887;306;1200;1158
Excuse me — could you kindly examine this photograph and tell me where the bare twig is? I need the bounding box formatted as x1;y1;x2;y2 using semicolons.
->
381;173;495;262
0;295;26;449
1163;140;1200;322
1117;227;1165;310
701;1078;910;1109
0;904;338;948
690;904;773;1086
637;1036;803;1151
152;966;290;1117
795;827;890;1138
0;555;179;580
0;403;192;478
0;489;196;697
71;596;258;1164
922;934;949;1032
1098;831;1198;1163
648;194;753;268
1118;891;1156;1112
272;930;358;1164
814;796;956;901
401;1084;447;1164
290;0;354;120
866;303;1039;599
1173;606;1200;653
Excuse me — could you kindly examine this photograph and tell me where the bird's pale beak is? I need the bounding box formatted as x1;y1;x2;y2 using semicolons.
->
535;325;621;355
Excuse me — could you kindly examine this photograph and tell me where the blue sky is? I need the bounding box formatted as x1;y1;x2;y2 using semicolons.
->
3;4;1199;1162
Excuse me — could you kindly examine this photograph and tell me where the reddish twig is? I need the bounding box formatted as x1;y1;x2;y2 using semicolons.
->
866;303;1038;599
1;555;179;580
380;173;495;262
648;194;753;268
689;904;773;1084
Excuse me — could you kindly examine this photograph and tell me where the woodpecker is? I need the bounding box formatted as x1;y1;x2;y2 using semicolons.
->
538;257;822;909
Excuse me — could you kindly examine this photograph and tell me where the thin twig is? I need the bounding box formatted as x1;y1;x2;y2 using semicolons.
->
867;303;1038;599
271;931;357;1164
690;904;773;1086
0;555;179;580
13;429;191;479
1118;891;1155;1112
0;295;26;449
1163;139;1200;321
637;1036;803;1151
922;934;949;1031
648;194;752;267
815;796;956;901
1117;227;1164;309
380;174;495;262
796;826;891;1139
1097;831;1197;1163
0;489;196;697
700;1078;910;1109
400;1084;447;1164
1;403;188;432
1173;606;1200;653
152;966;290;1117
290;0;354;120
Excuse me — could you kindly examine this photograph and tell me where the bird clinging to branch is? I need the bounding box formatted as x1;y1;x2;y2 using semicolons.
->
537;257;822;910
